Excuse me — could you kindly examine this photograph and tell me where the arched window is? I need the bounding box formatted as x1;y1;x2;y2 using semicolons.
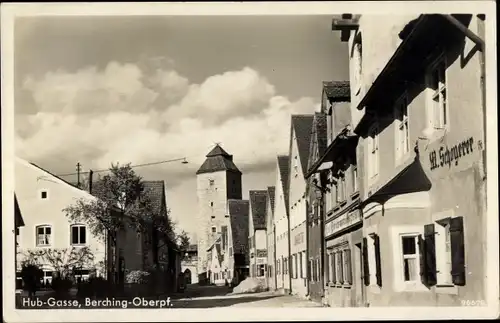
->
36;225;52;246
70;224;87;245
352;33;363;95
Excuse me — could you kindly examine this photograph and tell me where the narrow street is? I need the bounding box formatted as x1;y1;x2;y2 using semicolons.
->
170;285;323;308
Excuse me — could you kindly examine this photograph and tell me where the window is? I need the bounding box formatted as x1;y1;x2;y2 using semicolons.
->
209;179;215;186
428;58;448;130
343;249;353;284
316;258;321;282
401;235;420;282
210;202;214;207
336;252;344;284
352;166;358;193
299;252;304;278
36;225;51;246
294;254;298;278
368;125;379;179
336;176;346;204
71;225;87;245
330;251;336;283
302;252;307;279
277;259;280;275
395;96;410;162
422;215;466;288
258;264;265;277
40;190;48;200
211;226;217;233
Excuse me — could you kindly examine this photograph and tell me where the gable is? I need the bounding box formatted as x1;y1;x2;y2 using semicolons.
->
289;115;315;177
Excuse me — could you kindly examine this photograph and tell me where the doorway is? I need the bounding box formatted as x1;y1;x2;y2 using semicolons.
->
354;243;365;307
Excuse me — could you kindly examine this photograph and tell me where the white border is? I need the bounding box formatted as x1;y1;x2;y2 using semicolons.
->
2;1;498;322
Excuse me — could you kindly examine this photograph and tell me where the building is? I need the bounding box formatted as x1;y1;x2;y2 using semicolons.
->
196;144;242;284
265;186;277;291
225;199;250;286
273;155;292;293
305;112;328;303
307;81;365;307
181;244;199;285
15;157;108;284
207;236;225;285
288;114;314;299
248;190;268;279
332;14;487;306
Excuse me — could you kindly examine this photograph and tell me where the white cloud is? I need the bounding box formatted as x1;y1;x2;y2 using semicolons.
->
16;60;319;184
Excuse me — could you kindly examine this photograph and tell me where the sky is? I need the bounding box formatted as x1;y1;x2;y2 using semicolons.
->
14;15;349;241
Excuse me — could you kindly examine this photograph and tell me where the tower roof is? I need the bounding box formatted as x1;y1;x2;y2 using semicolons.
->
196;144;242;175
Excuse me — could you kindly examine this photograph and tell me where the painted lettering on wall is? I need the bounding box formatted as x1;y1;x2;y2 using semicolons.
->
294;232;304;245
429;137;474;171
325;209;362;238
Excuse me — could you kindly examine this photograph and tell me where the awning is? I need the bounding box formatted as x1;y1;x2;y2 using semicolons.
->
354;14;476;135
306;131;358;179
362;156;432;206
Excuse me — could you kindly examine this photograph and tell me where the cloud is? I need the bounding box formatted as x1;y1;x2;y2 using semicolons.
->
15;60;319;185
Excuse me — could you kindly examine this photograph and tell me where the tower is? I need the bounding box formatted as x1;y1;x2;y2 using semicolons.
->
196;144;242;282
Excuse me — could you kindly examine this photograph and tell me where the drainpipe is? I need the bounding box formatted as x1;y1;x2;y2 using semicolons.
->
305;197;310;298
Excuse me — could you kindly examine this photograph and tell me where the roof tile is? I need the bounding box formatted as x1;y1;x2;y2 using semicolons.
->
291;115;315;176
249;190;268;230
196;144;241;175
228;199;250;265
277;155;290;216
323;81;351;102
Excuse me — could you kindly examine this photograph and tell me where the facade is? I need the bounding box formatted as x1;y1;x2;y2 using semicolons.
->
196;144;242;284
305;112;328;302
15;157;108;284
288;115;314;298
248;190;268;279
14;194;25;289
332;14;487;306
181;244;199;285
207;237;225;285
226;199;250;286
265;186;277;290
273;156;292;293
308;81;365;307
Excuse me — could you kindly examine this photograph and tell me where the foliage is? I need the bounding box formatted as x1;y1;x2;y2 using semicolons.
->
51;276;73;294
22;247;95;279
20;263;43;292
125;270;151;284
77;276;110;298
178;230;190;252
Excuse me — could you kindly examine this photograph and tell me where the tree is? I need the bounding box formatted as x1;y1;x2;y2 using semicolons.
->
178;230;190;253
63;163;175;279
21;247;95;278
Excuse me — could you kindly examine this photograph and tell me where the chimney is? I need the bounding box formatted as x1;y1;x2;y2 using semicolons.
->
88;170;94;194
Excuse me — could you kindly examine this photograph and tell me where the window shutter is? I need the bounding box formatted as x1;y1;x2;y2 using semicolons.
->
424;224;437;286
450;216;466;286
307;260;311;281
362;238;370;286
374;235;382;287
418;234;427;285
345;249;353;285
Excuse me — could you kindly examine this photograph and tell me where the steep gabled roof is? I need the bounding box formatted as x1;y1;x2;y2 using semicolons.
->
14;194;25;227
249;190;268;230
291;115;315;176
228;199;250;263
323;81;351;103
196;144;242;175
267;186;276;215
277;155;290;216
308;112;328;169
143;180;166;215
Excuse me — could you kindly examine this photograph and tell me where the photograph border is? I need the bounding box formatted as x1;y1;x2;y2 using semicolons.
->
2;1;498;321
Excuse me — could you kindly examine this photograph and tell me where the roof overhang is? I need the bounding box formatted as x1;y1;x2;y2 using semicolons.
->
14;195;25;227
353;14;481;135
361;156;432;206
306;129;358;179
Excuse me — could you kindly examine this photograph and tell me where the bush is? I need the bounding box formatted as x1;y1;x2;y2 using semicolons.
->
20;264;43;293
78;276;110;298
51;276;73;294
125;270;151;284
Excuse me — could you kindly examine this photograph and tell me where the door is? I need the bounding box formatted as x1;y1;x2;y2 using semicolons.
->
355;243;365;306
